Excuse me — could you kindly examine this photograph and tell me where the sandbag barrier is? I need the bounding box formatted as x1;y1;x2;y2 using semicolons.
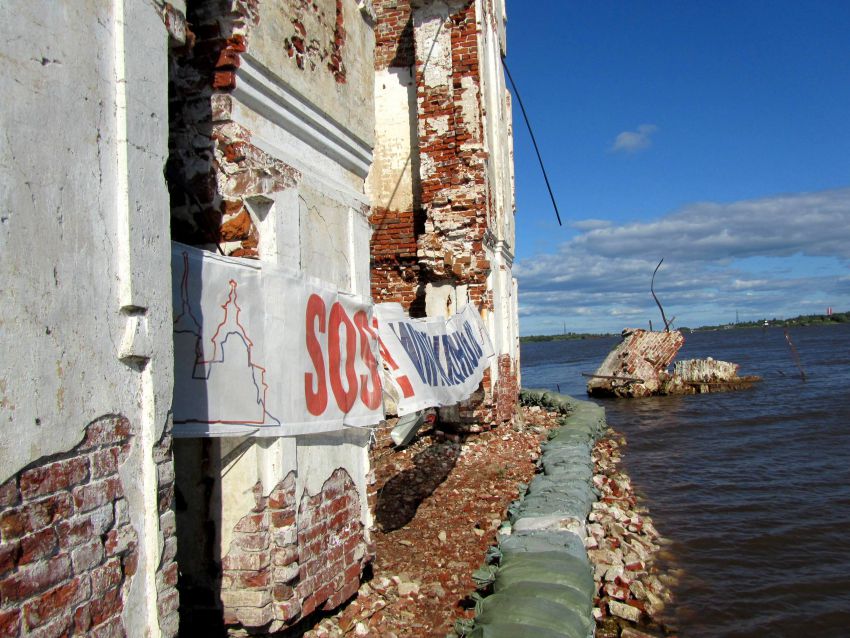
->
457;389;607;638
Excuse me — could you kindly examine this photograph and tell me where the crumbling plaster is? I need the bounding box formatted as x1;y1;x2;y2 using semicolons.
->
0;0;177;635
169;1;379;628
251;0;376;144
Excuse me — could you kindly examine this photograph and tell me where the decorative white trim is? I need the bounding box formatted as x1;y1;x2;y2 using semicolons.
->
233;54;373;179
489;239;514;267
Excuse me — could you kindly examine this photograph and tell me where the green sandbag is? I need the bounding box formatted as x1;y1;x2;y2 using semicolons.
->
496;557;595;598
540;463;593;483
508;503;585;523
538;444;593;460
500;531;588;560
475;594;590;638
491;581;592;623
527;475;593;499
519;495;591;520
547;431;596;446
499;550;589;570
467;622;572;638
525;469;596;515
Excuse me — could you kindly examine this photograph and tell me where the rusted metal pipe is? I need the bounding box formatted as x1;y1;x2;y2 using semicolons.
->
581;372;645;383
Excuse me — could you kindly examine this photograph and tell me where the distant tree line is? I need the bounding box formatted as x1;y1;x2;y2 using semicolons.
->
520;311;848;342
687;310;849;332
519;332;615;343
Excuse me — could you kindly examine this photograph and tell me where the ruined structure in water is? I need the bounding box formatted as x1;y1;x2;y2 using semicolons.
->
586;329;760;398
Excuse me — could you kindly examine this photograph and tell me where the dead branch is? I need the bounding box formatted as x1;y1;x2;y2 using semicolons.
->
651;258;671;332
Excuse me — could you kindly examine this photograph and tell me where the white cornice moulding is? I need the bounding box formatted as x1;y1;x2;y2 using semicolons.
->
493;239;514;266
233;55;373;179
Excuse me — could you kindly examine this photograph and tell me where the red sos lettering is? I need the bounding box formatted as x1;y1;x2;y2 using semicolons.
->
305;294;382;415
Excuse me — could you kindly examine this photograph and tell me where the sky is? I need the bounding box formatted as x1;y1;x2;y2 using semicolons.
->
505;1;850;335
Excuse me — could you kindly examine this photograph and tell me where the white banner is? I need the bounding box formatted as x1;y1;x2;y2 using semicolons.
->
172;244;383;436
374;303;495;415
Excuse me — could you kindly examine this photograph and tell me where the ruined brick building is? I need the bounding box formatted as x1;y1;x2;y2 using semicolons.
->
0;0;518;635
369;0;519;429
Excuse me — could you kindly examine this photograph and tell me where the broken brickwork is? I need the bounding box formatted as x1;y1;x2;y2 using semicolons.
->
220;469;370;633
281;0;348;81
0;416;144;637
371;0;490;311
370;207;423;312
154;426;180;637
414;1;490;308
587;329;760;397
374;0;415;69
168;0;301;259
370;0;518;427
493;353;519;424
587;329;685;398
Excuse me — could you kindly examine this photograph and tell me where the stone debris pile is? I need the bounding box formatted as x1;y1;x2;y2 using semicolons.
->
589;435;676;637
303;405;561;637
302;394;679;637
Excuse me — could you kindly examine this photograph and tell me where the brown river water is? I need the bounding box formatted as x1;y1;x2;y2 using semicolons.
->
521;323;850;637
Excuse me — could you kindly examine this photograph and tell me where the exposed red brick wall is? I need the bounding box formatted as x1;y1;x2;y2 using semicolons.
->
371;0;491;307
328;0;348;82
220;469;370;633
414;2;489;293
296;468;368;615
154;426;180;637
370;0;518;427
493;354;519;424
0;416;141;637
374;0;414;69
370;0;421;312
370;207;424;312
587;329;686;398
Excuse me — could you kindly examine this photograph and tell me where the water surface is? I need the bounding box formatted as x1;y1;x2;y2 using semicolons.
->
521;324;850;637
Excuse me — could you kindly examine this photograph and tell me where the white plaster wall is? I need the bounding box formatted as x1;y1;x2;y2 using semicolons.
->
194;0;379;577
299;186;353;290
231;56;373;192
0;0;174;634
478;0;514;249
476;0;518;369
425;282;469;317
413;2;454;91
367;67;418;211
251;0;376;145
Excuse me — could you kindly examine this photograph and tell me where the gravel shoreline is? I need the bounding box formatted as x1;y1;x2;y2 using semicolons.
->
590;430;677;637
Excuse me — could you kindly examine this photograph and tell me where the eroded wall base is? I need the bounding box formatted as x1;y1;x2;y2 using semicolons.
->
0;415;178;637
220;468;370;633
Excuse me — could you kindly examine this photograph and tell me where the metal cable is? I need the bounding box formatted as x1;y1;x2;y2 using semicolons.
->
501;57;563;226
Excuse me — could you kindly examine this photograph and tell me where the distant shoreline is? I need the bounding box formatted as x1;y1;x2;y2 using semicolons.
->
520;310;849;343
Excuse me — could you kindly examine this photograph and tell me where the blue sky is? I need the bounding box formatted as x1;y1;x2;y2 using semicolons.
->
505;1;850;334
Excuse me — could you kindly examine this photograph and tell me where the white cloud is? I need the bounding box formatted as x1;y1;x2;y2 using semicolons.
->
610;124;658;154
572;188;850;261
516;187;850;334
571;219;612;231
